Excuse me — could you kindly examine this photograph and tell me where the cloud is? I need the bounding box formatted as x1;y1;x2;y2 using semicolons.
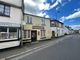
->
38;3;50;10
74;8;80;12
60;11;80;22
49;0;62;10
60;16;66;22
24;0;36;6
66;11;80;19
70;25;80;30
45;15;50;18
37;12;50;18
37;12;46;17
24;0;70;17
24;0;47;15
38;0;61;11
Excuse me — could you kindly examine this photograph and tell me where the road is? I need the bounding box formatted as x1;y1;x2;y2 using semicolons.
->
0;34;80;60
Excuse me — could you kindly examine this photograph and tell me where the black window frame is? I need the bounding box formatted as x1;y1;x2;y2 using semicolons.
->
0;4;10;17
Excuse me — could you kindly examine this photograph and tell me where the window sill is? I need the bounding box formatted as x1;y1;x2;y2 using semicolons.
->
0;38;17;41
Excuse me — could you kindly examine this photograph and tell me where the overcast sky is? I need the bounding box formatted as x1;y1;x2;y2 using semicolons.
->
24;0;80;30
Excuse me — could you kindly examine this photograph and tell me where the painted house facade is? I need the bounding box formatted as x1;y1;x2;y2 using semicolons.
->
0;0;23;49
64;26;74;35
22;14;52;42
50;20;64;37
63;26;70;35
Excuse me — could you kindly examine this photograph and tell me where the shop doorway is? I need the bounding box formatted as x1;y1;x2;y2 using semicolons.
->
31;30;37;42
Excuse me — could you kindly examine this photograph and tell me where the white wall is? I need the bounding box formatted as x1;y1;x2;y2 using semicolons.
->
51;27;64;37
51;27;57;37
0;7;22;25
0;41;20;49
0;0;22;7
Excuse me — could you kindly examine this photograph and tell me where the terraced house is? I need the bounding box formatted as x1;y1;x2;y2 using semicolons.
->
22;14;52;42
50;19;64;37
0;0;23;49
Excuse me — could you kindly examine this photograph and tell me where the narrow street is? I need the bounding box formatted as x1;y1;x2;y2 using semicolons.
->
0;34;80;60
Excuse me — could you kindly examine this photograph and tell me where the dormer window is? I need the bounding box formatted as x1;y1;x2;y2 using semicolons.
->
0;4;10;17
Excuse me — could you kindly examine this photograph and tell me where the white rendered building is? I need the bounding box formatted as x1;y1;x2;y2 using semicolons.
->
0;0;23;49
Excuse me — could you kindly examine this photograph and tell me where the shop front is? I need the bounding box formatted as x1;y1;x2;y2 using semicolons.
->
23;25;46;42
0;22;21;49
0;22;21;42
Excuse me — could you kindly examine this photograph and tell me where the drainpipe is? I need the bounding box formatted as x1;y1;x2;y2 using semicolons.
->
20;0;24;46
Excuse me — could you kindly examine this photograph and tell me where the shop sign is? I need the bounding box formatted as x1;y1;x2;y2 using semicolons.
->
32;26;44;29
0;22;20;27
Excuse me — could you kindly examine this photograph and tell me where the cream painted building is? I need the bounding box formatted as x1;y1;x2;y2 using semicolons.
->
0;0;23;49
22;14;52;42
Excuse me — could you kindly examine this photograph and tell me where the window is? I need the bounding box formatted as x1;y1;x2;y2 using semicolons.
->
5;6;10;16
9;27;17;38
0;27;18;40
30;17;32;23
0;27;7;39
41;18;45;25
26;16;32;24
0;4;10;16
41;30;45;37
24;30;30;38
51;21;55;27
0;4;4;14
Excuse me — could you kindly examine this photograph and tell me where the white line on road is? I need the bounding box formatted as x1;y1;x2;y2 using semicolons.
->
0;38;64;60
10;39;64;60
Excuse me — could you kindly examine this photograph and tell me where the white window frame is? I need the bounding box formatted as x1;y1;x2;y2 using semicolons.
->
26;16;32;24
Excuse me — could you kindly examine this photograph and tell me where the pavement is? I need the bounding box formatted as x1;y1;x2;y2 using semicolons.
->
0;34;80;60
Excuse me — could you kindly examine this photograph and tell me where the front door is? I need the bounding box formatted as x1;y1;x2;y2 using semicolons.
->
31;30;37;42
52;31;55;37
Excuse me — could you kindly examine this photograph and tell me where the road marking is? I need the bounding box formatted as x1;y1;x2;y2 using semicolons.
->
0;38;64;60
10;39;64;60
11;44;53;60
